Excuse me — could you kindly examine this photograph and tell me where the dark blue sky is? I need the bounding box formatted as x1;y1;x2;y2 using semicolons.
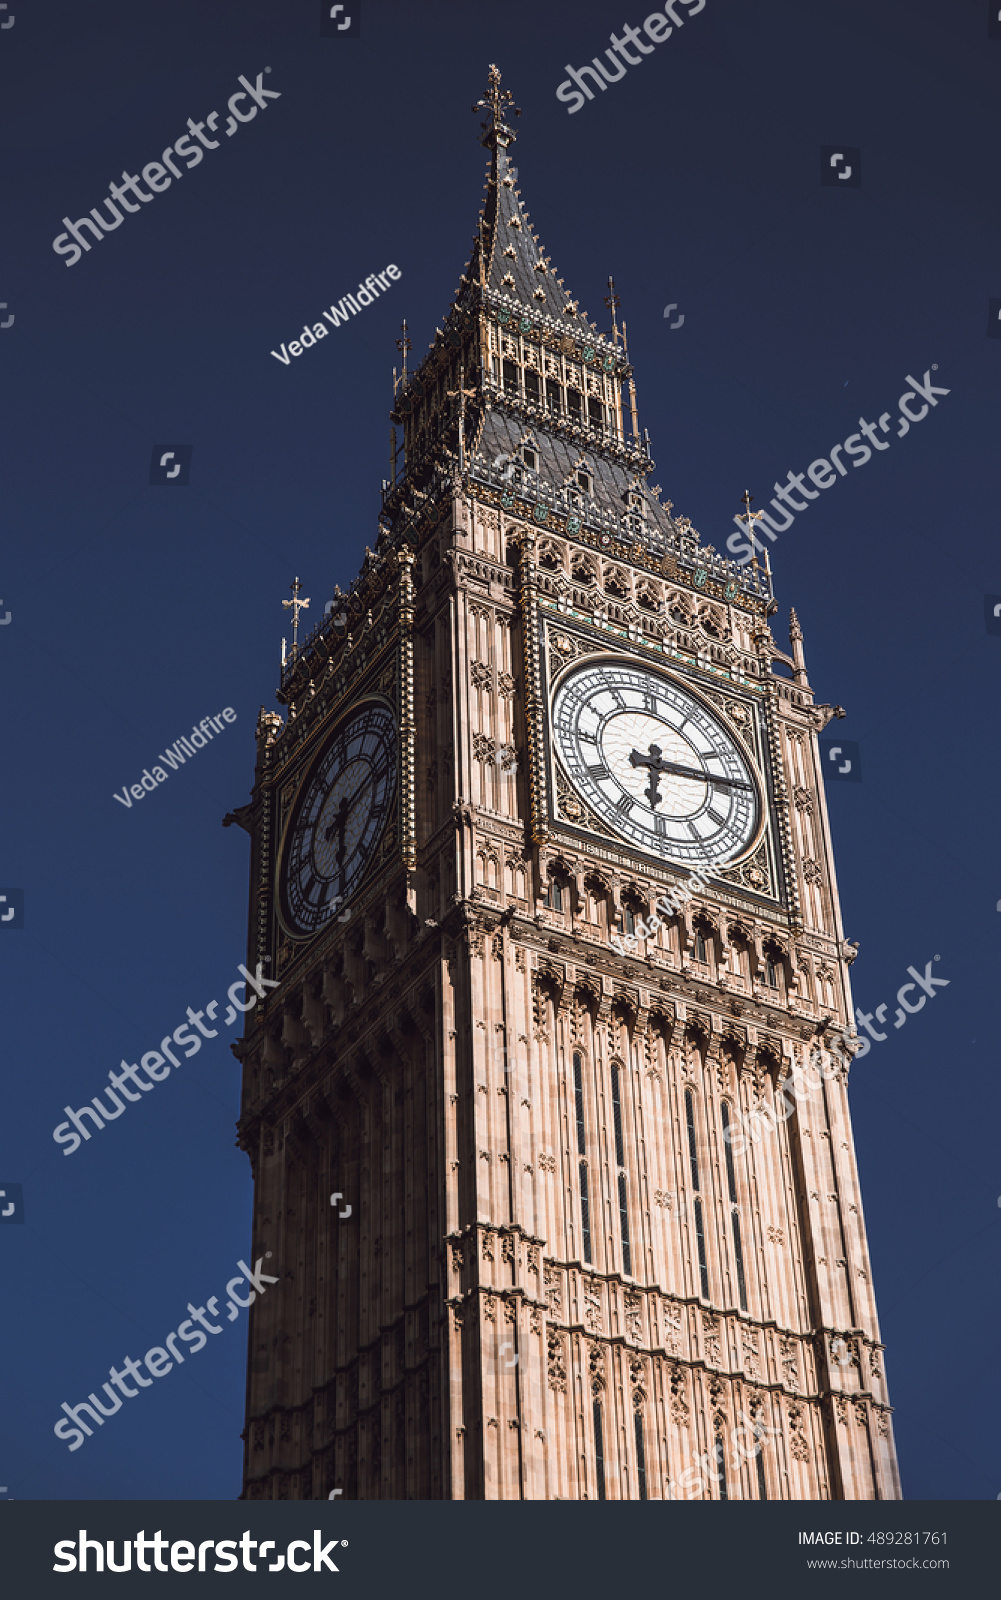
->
1;0;998;1500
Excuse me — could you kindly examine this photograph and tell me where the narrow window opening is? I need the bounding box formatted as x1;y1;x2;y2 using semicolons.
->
634;1412;648;1501
573;1053;586;1156
685;1089;700;1193
611;1064;625;1168
721;1103;748;1311
522;446;537;470
755;1424;768;1501
593;1400;606;1500
524;369;541;403
715;1435;728;1501
618;1172;632;1275
694;928;708;963
694;1196;710;1300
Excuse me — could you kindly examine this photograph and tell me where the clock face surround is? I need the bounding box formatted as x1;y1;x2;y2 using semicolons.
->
551;659;760;868
278;700;396;938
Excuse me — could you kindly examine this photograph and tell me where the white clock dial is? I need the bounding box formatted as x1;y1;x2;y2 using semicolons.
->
279;702;396;937
551;660;759;867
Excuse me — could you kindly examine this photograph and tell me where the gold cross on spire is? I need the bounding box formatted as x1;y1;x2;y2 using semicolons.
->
282;575;310;656
604;276;621;346
738;489;770;580
446;361;478;471
473;63;520;149
395;319;412;385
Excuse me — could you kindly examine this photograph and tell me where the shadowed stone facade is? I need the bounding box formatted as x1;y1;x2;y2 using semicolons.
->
230;68;900;1501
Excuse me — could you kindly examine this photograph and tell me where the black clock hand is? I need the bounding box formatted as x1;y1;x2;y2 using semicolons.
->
653;759;751;792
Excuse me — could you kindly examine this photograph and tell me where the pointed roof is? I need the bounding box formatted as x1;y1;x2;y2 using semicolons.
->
464;65;594;337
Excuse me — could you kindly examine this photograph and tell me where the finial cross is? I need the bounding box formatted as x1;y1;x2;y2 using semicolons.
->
282;575;310;653
473;64;520;147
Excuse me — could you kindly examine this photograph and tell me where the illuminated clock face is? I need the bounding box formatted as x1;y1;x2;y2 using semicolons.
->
280;702;396;936
551;661;759;867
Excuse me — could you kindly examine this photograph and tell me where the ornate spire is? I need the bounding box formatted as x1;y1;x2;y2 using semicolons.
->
473;63;520;151
463;67;591;334
789;607;802;641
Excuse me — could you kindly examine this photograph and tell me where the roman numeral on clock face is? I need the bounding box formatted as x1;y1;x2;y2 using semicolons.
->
587;763;610;780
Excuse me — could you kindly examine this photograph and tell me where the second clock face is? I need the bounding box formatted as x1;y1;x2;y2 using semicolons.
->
279;701;396;937
551;660;760;867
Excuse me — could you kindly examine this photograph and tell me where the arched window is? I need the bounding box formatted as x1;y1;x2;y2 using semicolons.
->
634;1411;648;1501
611;1062;631;1274
714;1434;728;1500
687;1091;709;1298
764;954;778;988
720;1102;748;1312
694;927;708;964
545;876;565;912
694;1197;710;1301
593;1399;606;1500
574;1052;591;1264
754;1421;768;1501
685;1089;700;1193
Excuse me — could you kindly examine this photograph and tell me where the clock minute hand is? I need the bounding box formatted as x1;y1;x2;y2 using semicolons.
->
656;758;752;792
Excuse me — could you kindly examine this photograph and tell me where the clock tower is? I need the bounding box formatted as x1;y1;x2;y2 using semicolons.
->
229;66;901;1501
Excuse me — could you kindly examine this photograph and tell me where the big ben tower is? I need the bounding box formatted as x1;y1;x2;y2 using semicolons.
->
229;67;901;1502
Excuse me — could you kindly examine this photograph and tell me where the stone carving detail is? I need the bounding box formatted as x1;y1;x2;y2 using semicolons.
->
482;1230;495;1261
471;660;493;690
538;1152;556;1173
793;785;814;813
669;1364;689;1426
587;1339;605;1396
584;1285;602;1333
497;670;516;698
472;732;496;764
780;1337;799;1390
530;1306;542;1335
624;1292;643;1344
742;1328;761;1381
501;1235;516;1267
803;858;823;885
767;1225;785;1246
702;1310;723;1368
653;1189;674;1209
662;1297;682;1355
451;1245;463;1272
547;1330;567;1393
787;1404;810;1462
484;1293;497;1323
544;1265;562;1315
834;1395;848;1426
